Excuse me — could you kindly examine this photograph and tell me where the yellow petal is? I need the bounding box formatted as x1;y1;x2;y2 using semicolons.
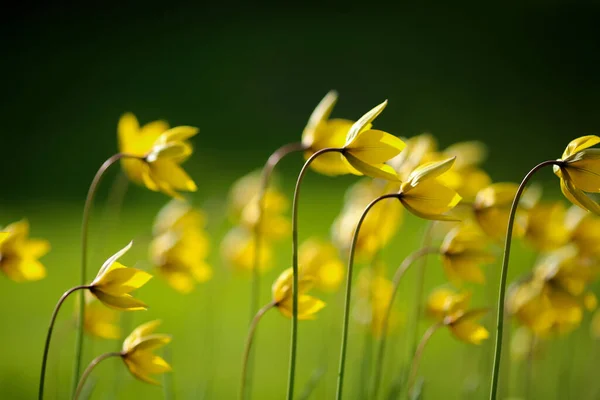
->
302;90;339;147
562;135;600;160
123;358;162;385
344;129;405;164
344;153;400;181
159;268;195;294
278;294;325;320
159;126;199;143
443;141;487;169
128;352;172;374
96;242;133;279
118;113;141;150
147;142;193;163
125;320;162;348
345;100;387;146
92;291;148;311
402;158;456;191
1;258;46;282
400;179;462;219
560;173;600;215
449;320;489;344
0;232;9;246
95;268;153;295
442;256;486;284
131;334;172;352
149;160;197;193
565;149;600;192
23;239;50;258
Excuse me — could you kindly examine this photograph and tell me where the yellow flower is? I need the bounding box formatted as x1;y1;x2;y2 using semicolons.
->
89;242;152;311
117;112;198;198
353;268;400;338
473;183;527;241
153;199;206;236
440;224;495;284
523;200;570;251
553;135;600;214
510;326;539;362
221;227;273;273
331;179;404;259
299;238;344;292
443;308;490;345
83;292;121;340
565;205;600;257
0;219;50;282
398;158;462;220
271;268;325;319
120;320;172;385
389;133;438;181
426;287;472;320
301;91;355;175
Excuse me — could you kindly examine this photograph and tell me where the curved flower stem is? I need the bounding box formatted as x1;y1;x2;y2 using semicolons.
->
371;246;439;399
288;147;342;400
38;285;89;400
488;159;559;400
72;152;138;397
240;301;276;400
335;193;400;400
407;321;443;396
246;142;304;400
74;352;122;400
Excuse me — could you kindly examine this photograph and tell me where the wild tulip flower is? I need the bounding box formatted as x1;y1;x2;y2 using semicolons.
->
440;224;495;284
299;238;344;292
272;268;325;319
389;133;438;181
153;199;206;236
0;219;49;282
553;135;600;214
221;227;273;273
83;293;121;340
523;200;570;251
353;268;400;338
426;287;473;320
473;182;527;241
118;112;198;198
564;205;600;257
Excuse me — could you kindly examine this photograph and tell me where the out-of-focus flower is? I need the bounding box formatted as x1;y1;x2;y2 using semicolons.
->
299;238;344;292
117;112;198;198
331;179;404;259
398;158;462;220
390;133;438;181
426;287;472;320
301;91;355;175
221;227;273;273
444;308;490;345
120;320;172;385
440;224;495;284
510;326;540;362
564;205;600;257
89;242;152;311
271;268;325;319
473;183;527;241
150;200;212;294
83;292;121;340
523;200;569;251
553;135;600;214
0;219;50;282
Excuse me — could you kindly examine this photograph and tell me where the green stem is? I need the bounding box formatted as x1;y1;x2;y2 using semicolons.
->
247;142;304;400
74;352;122;400
38;285;88;400
488;159;558;400
163;346;175;400
335;193;400;400
72;152;136;397
288;147;341;400
407;321;443;396
371;247;439;399
240;301;276;400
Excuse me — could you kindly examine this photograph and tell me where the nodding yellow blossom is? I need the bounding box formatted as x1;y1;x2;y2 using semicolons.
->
301;91;355;175
150;200;212;294
443;308;490;345
221;227;273;273
390;133;439;181
331;179;404;259
89;242;152;311
271;268;325;320
0;219;50;282
353;268;401;338
117;112;198;198
83;292;121;340
565;205;600;257
340;101;405;181
523;200;570;251
440;225;495;284
426;287;472;321
120;320;172;385
398;158;462;220
553;135;600;214
473;183;527;241
299;238;344;292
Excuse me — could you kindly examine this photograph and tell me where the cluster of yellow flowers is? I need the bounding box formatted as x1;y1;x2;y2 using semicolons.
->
2;91;599;400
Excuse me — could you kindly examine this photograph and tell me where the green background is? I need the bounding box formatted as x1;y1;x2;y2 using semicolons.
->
1;2;600;399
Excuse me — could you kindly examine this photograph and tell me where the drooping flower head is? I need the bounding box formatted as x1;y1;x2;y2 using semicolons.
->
221;227;274;274
523;200;570;252
473;183;528;241
564;205;600;257
426;287;472;320
0;219;50;282
553;135;600;214
118;113;198;198
120;320;172;385
89;242;152;311
271;268;325;319
440;224;495;284
298;238;344;292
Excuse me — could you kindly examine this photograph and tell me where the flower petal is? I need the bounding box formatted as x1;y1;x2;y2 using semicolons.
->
402;158;456;192
92;291;148;311
302;90;339;147
562;135;600;160
96;241;134;280
149;160;197;193
345;100;388;146
400;179;462;219
345;129;405;164
95;268;153;295
561;174;600;215
344;153;400;181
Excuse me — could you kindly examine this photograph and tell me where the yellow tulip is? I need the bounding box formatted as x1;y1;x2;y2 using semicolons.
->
221;227;273;273
299;238;344;292
271;268;325;319
301;91;355;175
444;308;490;345
440;224;495;284
121;320;172;385
83;293;121;340
565;205;600;257
523;200;569;251
473;183;527;241
0;219;50;282
117;112;198;198
426;287;472;321
398;158;462;220
153;199;206;236
89;242;152;311
553;135;600;214
389;133;438;181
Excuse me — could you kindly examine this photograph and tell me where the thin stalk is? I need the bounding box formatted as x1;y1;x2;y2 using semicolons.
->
335;193;400;400
74;352;122;400
247;142;304;400
240;301;276;400
38;285;89;400
407;322;443;396
488;160;559;400
72;153;137;397
371;247;439;399
288;147;342;400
